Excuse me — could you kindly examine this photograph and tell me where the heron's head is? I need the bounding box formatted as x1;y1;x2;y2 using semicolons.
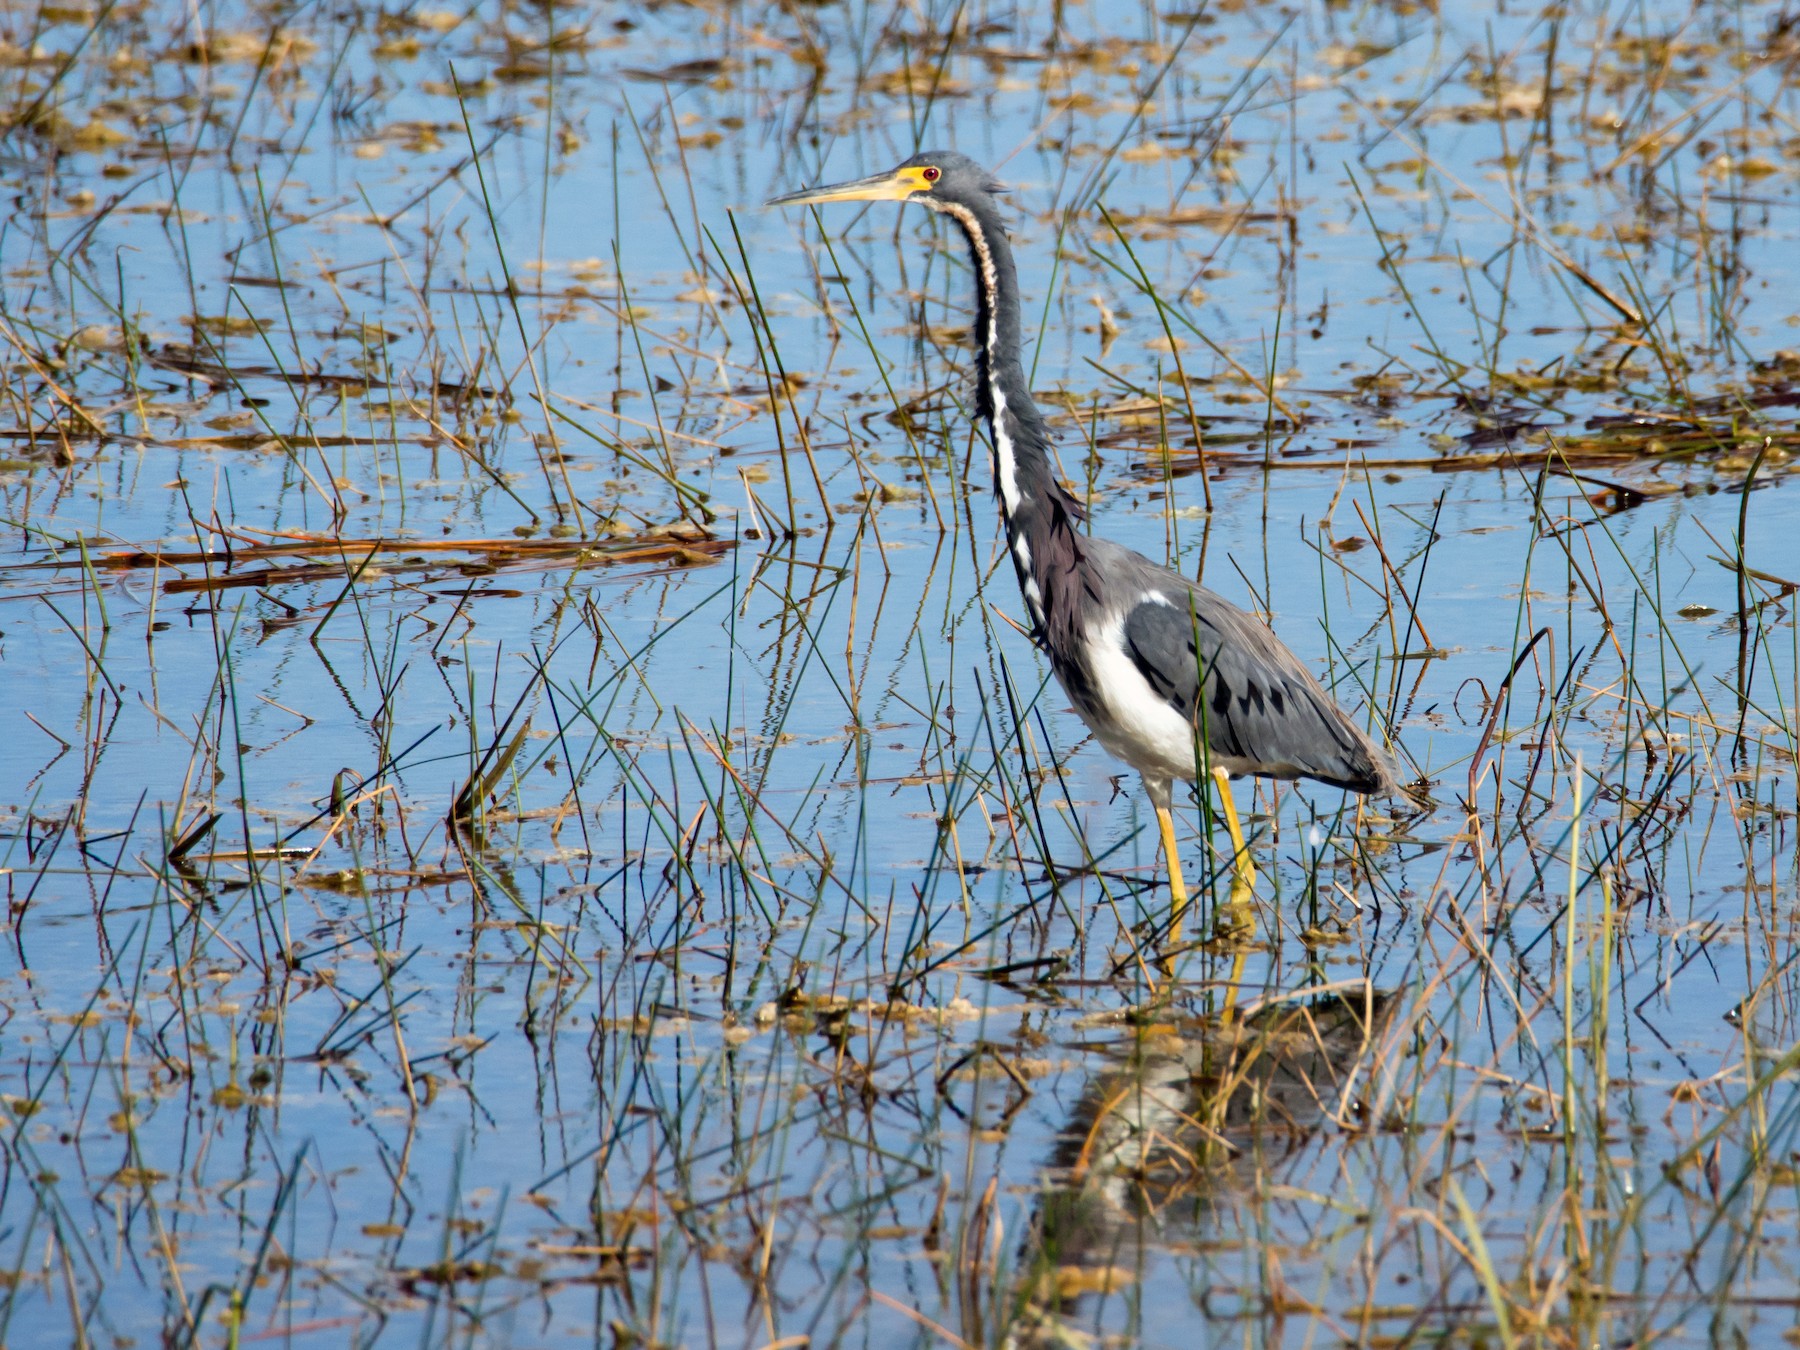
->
766;151;1004;214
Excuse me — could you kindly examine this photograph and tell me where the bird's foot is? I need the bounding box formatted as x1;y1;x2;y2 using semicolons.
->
1208;886;1257;945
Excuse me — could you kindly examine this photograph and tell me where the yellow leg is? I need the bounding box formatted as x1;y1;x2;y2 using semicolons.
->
1156;803;1191;942
1211;766;1256;895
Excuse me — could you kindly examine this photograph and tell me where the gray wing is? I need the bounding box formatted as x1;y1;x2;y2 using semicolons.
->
1119;578;1396;795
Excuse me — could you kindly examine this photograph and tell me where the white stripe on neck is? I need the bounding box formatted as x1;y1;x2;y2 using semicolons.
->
938;200;1026;520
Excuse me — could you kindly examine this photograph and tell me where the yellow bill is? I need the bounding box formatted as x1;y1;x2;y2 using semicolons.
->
765;165;936;207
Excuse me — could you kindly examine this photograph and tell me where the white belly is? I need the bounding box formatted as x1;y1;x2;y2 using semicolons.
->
1079;618;1209;781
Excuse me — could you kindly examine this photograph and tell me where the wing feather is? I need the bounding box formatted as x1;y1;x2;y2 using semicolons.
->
1118;585;1394;794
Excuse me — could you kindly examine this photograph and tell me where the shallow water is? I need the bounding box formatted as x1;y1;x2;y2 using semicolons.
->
1;0;1797;1345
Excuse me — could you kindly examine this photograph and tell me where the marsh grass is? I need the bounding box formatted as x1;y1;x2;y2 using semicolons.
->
0;0;1797;1346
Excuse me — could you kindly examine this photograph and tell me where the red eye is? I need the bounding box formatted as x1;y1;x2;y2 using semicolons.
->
922;166;940;182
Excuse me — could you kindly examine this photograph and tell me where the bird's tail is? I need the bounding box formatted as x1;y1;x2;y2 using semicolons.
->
1370;738;1432;809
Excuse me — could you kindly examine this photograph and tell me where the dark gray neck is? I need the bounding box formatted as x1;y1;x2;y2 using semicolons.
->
933;193;1086;638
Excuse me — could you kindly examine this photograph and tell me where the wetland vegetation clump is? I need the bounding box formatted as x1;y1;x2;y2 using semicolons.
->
0;0;1795;1346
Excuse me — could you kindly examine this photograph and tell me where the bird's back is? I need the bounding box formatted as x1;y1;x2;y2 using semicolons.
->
1058;538;1397;796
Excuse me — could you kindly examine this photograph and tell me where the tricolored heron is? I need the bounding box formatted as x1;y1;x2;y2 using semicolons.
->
769;152;1398;926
